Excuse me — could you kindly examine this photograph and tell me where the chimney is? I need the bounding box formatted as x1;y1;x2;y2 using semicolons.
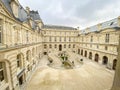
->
97;23;102;31
26;7;30;14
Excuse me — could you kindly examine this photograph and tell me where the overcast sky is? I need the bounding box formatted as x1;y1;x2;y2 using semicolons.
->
19;0;120;29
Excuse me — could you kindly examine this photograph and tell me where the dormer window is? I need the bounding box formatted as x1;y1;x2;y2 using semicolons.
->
11;0;19;18
110;22;114;26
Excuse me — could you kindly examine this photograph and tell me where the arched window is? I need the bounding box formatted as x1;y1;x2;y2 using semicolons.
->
44;44;47;49
0;62;5;82
26;50;31;61
49;44;52;48
55;44;57;48
102;56;108;65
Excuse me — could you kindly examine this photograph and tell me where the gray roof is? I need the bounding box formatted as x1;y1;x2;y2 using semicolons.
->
1;0;43;30
43;25;77;30
18;5;28;22
30;11;42;21
82;18;120;34
1;0;13;16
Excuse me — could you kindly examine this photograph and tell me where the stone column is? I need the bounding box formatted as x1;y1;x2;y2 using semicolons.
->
111;34;120;90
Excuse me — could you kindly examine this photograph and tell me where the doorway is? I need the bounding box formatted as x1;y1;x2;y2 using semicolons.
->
95;54;99;62
113;59;117;70
59;45;62;51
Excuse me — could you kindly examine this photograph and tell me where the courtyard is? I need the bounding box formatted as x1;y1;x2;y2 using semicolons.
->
26;54;114;90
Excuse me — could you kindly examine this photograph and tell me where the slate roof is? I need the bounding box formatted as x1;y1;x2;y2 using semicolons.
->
1;0;13;15
30;11;42;21
43;25;77;30
1;0;43;30
82;18;120;34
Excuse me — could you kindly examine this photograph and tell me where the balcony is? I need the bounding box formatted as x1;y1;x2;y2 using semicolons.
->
0;42;42;52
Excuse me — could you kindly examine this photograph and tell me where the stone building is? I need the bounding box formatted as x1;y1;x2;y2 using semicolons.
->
42;25;79;54
0;0;43;90
76;18;120;70
0;0;120;90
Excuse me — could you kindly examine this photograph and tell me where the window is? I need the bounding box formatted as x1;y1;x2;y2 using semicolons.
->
44;31;46;34
73;44;75;48
90;44;92;48
0;25;2;43
105;34;110;43
64;44;66;48
82;37;84;42
69;37;71;42
55;37;56;42
105;46;108;50
44;44;47;49
55;44;57;48
0;62;5;82
49;37;52;42
49;44;52;48
97;45;99;49
64;37;66;42
26;31;29;43
69;44;71;48
59;37;61;42
17;55;20;67
91;36;93;42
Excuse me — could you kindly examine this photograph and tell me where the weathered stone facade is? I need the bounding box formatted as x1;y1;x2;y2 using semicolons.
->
0;0;120;90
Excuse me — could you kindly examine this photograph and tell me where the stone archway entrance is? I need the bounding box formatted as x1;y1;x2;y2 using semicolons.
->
103;56;108;65
113;59;117;70
95;54;99;62
89;52;92;59
81;50;83;56
78;49;80;54
59;45;62;51
85;51;87;57
18;75;23;85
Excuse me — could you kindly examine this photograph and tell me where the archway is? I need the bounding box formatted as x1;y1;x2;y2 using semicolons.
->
59;44;62;51
81;50;83;56
26;50;31;61
85;51;87;57
89;52;92;59
113;59;117;70
78;49;80;54
103;56;108;65
94;53;99;62
17;53;24;68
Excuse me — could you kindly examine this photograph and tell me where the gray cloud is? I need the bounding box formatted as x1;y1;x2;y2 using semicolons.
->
19;0;120;29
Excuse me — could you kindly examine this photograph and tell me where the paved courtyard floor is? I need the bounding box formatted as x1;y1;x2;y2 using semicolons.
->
26;55;114;90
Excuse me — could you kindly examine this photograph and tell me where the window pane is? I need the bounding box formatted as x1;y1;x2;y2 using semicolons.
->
0;70;4;81
0;62;3;69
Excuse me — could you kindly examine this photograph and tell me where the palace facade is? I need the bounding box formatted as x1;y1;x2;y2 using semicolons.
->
0;0;119;90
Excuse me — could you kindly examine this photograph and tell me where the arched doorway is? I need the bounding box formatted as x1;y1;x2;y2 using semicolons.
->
85;51;87;57
94;53;99;62
78;49;80;54
113;59;117;70
17;53;25;86
103;56;108;65
89;52;92;59
81;50;83;56
59;44;62;51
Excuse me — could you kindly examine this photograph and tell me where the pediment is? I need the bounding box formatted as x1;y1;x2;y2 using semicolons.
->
23;21;32;29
